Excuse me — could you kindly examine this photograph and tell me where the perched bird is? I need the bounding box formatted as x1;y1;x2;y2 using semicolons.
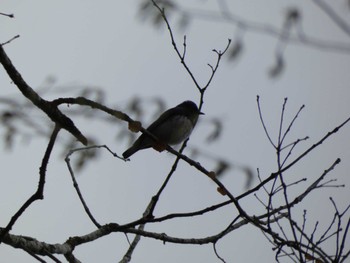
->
123;100;203;159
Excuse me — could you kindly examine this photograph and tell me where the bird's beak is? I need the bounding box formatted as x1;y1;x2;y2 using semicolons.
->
199;111;205;115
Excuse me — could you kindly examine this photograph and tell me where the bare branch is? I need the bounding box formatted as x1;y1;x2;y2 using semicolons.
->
0;125;60;243
0;46;87;145
1;35;20;46
312;0;350;36
257;95;276;148
0;12;14;18
144;1;350;53
65;145;122;228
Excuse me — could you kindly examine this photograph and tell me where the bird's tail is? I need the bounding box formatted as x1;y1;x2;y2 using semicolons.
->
122;146;138;159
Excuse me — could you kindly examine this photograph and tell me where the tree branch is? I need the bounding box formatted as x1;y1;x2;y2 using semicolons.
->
0;125;61;242
0;45;87;145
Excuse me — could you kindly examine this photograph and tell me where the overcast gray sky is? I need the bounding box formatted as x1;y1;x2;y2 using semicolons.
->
1;1;350;262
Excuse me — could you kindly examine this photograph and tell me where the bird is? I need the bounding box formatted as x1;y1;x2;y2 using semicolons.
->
123;100;203;159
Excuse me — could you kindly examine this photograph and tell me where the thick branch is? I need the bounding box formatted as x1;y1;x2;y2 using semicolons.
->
0;45;87;145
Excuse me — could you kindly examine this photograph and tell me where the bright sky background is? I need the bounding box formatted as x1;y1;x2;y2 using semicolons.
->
1;1;350;262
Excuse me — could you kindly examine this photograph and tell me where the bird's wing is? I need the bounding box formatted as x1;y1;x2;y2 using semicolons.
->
146;107;183;132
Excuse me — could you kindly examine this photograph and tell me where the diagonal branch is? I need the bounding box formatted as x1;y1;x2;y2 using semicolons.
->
312;0;350;37
0;45;87;145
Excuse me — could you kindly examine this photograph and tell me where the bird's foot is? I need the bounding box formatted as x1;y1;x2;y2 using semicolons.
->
152;141;168;152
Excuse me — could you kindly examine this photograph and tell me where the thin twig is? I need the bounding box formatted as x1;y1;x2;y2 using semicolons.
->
65;145;120;228
0;125;60;243
213;241;226;263
0;12;14;18
169;3;350;53
257;95;276;148
1;35;20;46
